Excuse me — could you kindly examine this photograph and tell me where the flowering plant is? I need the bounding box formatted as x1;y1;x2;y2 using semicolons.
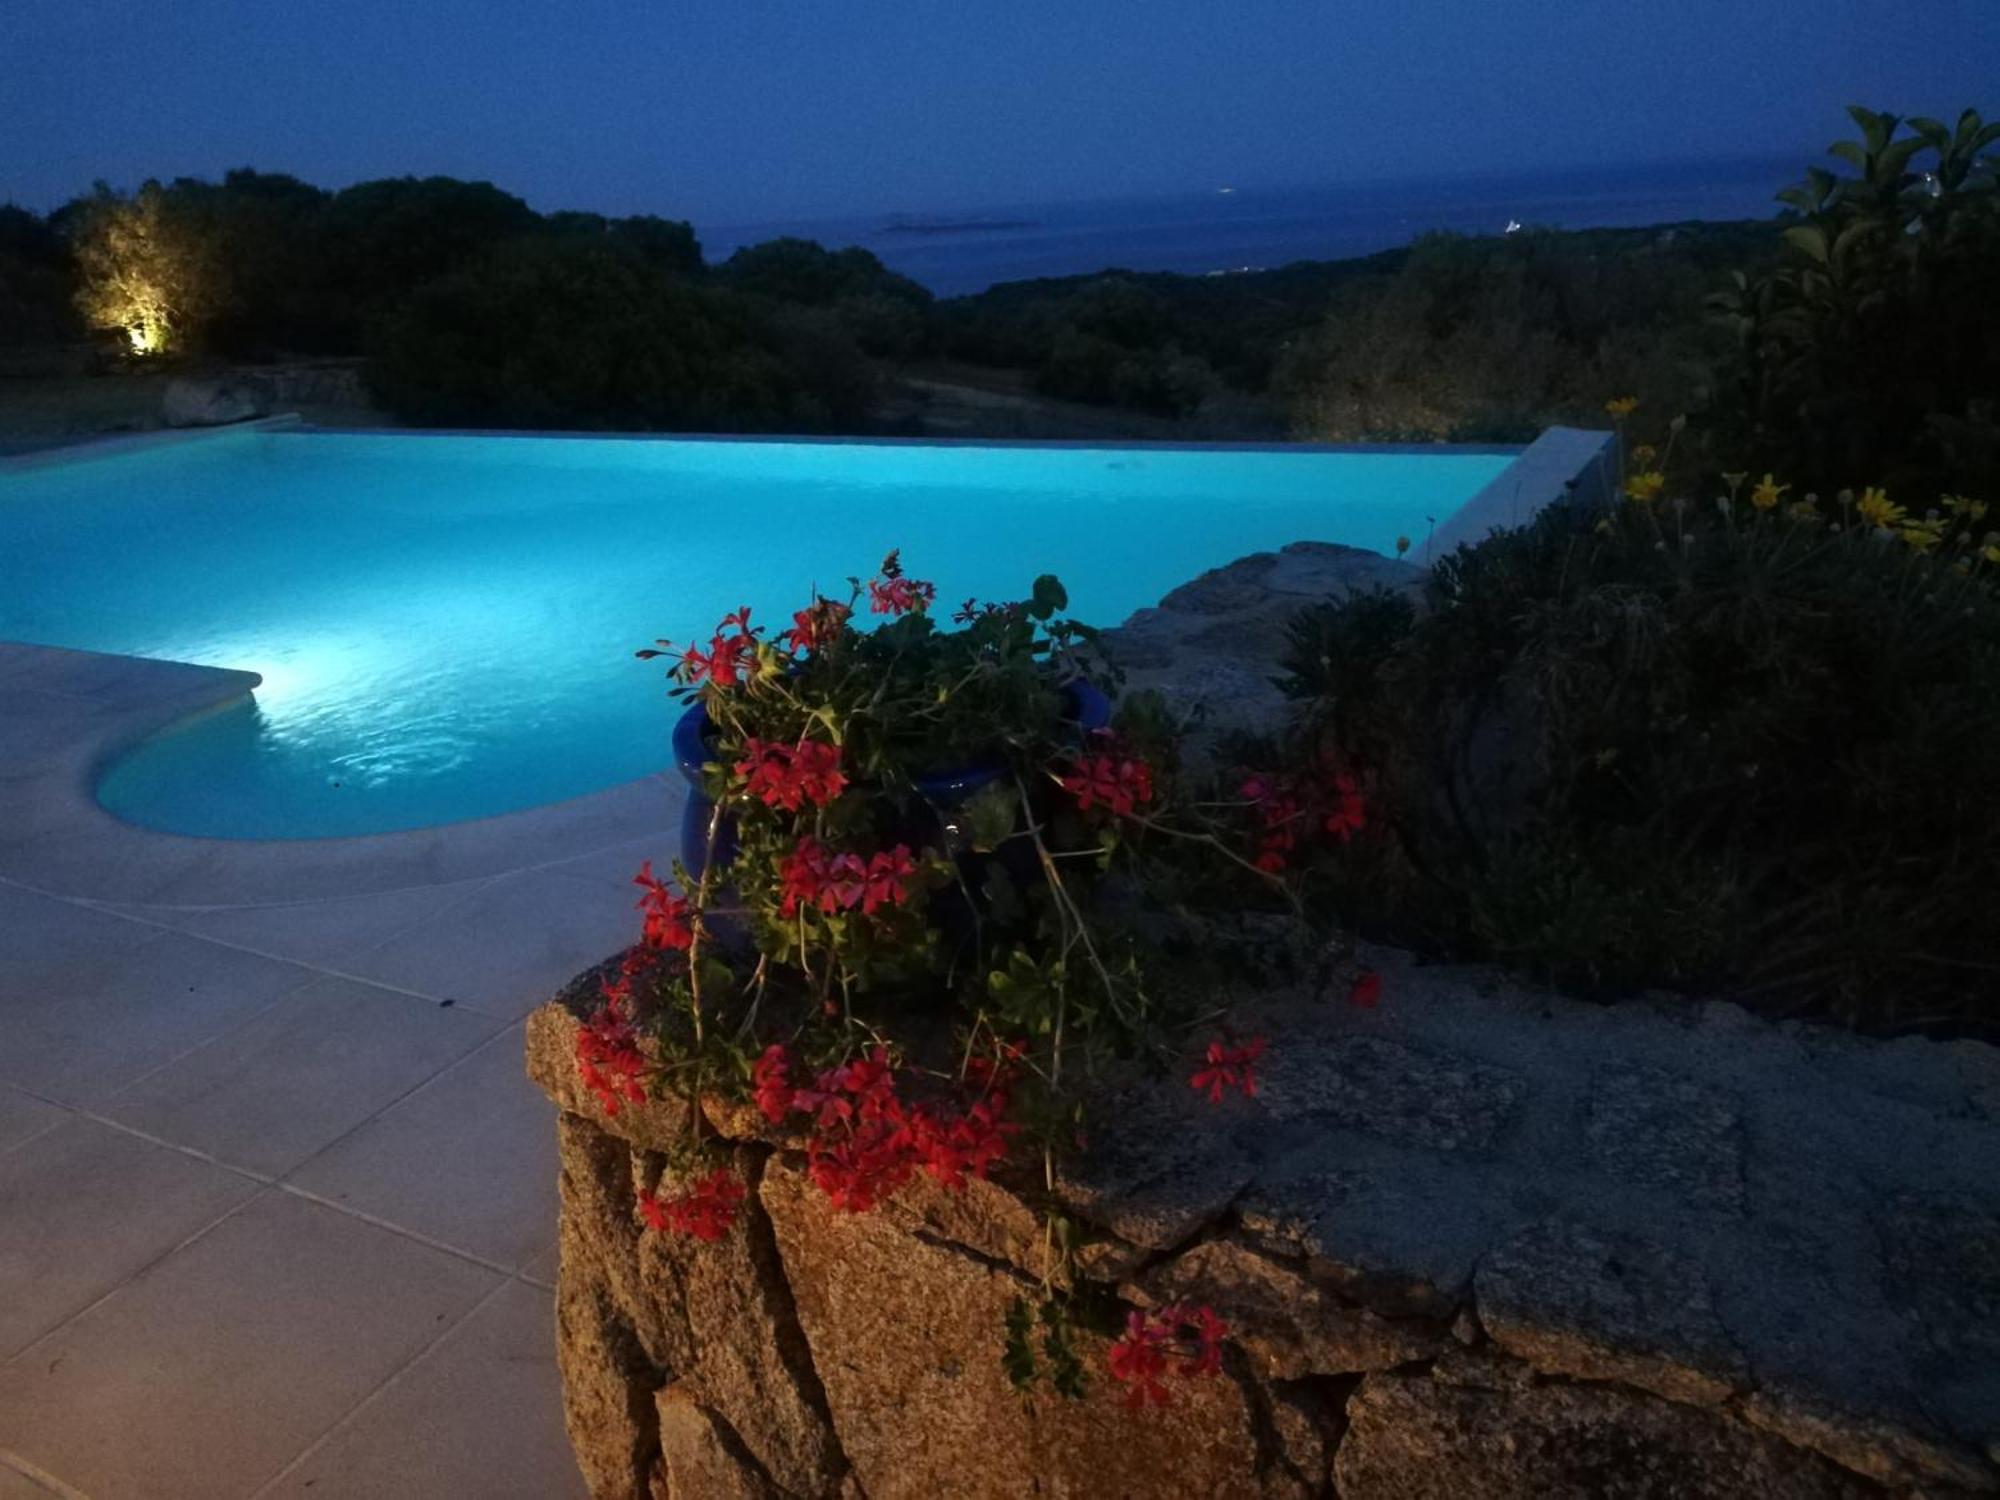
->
572;552;1384;1401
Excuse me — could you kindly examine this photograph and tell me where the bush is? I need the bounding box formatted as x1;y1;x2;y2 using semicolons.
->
1276;227;1757;442
366;236;873;431
547;212;704;278
717;238;933;363
1707;107;2000;496
1280;488;2000;1034
0;205;77;347
321;176;542;334
1026;277;1217;418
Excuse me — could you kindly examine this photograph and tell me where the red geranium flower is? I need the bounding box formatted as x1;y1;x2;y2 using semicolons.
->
1178;1304;1229;1377
637;1168;747;1242
862;845;919;914
779;598;852;654
751;1043;795;1125
867;575;937;616
1324;771;1367;842
632;861;694;951
1062;738;1155;819
737;737;849;812
777;836;831;917
792;1048;1017;1209
778;839;919;918
1189;1035;1266;1104
1107;1310;1172;1408
574;1005;648;1116
1107;1304;1229;1407
680;632;750;688
822;850;870;911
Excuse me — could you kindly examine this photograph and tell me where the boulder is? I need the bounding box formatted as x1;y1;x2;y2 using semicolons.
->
1098;541;1424;758
161;376;269;427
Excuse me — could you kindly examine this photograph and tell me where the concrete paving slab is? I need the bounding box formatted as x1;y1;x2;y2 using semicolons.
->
253;1279;587;1500
286;1023;561;1271
98;976;509;1177
0;1116;259;1359
0;1191;501;1500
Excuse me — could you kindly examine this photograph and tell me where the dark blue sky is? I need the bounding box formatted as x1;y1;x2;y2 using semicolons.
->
5;0;1994;224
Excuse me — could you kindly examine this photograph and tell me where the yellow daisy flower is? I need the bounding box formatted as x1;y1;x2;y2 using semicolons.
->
1605;396;1640;419
1856;487;1904;529
1625;470;1666;504
1749;473;1789;511
1899;522;1943;553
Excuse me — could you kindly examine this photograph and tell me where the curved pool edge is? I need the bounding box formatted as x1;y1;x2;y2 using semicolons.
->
0;640;682;906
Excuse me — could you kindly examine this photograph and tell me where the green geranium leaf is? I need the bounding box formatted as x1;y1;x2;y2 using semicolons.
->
961;781;1019;851
1029;574;1068;621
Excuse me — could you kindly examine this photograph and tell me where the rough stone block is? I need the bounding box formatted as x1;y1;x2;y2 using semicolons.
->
1584;1063;1745;1213
1474;1219;1748;1406
1258;1036;1527;1153
1336;1372;1875;1499
1132;1238;1445;1379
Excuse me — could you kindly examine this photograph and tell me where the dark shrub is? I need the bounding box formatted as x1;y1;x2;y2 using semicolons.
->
323;176;542;335
1707;107;2000;496
366;236;872;431
717;238;932;363
1282;494;2000;1034
0;204;77;347
1276;227;1758;443
547;212;704;278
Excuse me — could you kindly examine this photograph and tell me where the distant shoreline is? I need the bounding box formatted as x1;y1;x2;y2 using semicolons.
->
703;157;1794;296
879;216;1041;236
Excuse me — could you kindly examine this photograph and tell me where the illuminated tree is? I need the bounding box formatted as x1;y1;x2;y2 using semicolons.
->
71;182;218;355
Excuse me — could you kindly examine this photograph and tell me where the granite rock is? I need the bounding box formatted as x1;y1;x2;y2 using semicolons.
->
1336;1372;1875;1499
1258;1036;1527;1153
760;1154;1281;1500
1473;1219;1749;1405
1131;1237;1445;1379
1583;1063;1746;1213
161;376;268;427
653;1388;778;1500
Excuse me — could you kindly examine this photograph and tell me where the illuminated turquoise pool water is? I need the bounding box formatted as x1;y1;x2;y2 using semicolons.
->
1;428;1513;839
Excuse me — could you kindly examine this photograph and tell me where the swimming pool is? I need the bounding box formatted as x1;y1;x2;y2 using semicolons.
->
1;428;1515;839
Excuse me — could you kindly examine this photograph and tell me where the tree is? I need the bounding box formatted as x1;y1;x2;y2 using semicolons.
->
366;235;874;432
0;204;78;347
69;181;221;355
321;176;541;333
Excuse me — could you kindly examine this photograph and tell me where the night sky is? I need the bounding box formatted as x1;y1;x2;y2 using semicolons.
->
5;0;1995;224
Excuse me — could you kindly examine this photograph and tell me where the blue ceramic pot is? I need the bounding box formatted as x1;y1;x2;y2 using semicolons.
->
672;679;1111;878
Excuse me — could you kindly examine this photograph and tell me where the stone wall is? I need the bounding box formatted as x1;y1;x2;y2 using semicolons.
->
526;539;1999;1498
525;941;2000;1499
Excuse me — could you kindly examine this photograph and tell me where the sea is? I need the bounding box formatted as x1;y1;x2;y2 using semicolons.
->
696;155;1800;297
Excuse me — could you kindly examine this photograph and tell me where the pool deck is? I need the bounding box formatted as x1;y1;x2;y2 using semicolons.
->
0;640;684;1498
